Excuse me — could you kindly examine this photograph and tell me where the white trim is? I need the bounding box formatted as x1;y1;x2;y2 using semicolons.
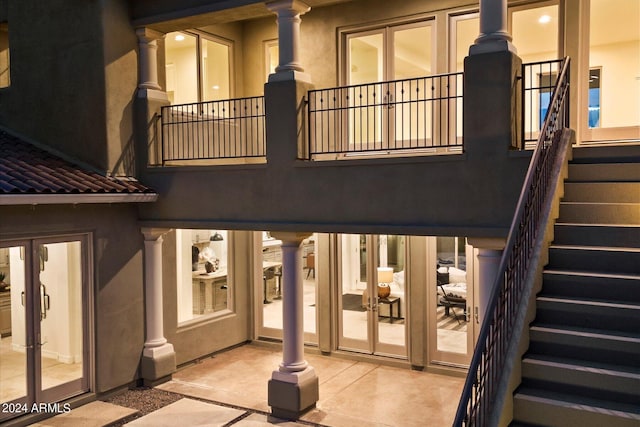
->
0;193;158;205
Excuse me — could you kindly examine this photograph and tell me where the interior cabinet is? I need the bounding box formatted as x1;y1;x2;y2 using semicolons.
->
0;291;11;337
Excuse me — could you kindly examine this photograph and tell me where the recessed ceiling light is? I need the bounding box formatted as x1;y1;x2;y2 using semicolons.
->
538;15;551;24
212;85;220;90
175;34;185;41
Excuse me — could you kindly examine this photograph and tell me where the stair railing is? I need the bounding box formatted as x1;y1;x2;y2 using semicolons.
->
453;57;571;426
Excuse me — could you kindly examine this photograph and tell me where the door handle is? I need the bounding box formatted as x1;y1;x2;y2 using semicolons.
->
40;282;50;320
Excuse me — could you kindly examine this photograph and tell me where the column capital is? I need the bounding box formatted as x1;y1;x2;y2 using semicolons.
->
136;27;165;43
266;0;310;15
141;227;170;242
468;237;506;251
270;231;313;246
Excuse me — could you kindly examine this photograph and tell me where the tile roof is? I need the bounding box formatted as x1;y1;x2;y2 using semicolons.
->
0;130;156;197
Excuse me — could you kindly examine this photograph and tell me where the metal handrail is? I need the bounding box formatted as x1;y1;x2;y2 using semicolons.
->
157;96;266;164
453;57;571;426
307;72;463;158
522;59;566;145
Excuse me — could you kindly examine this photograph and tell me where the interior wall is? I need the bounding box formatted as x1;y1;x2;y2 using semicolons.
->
590;41;640;128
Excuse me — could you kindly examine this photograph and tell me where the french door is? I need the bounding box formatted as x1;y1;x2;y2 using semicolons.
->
344;21;435;151
337;234;407;358
428;236;475;367
0;236;90;422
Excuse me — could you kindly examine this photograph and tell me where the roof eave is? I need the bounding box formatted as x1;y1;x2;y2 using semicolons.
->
0;193;159;206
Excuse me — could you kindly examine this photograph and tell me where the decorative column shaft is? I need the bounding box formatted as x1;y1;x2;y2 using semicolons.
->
476;248;503;324
136;28;163;92
268;231;319;420
470;0;516;54
266;0;311;82
141;227;175;386
280;239;307;372
143;229;167;349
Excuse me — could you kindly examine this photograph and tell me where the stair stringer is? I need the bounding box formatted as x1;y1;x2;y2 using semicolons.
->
492;129;574;427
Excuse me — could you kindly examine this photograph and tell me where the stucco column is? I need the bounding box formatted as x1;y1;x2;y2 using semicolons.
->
136;28;169;99
266;0;311;82
470;0;516;55
141;227;176;386
268;231;319;420
469;238;505;326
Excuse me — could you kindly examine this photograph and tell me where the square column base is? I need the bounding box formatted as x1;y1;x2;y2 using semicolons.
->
268;371;319;420
141;344;176;385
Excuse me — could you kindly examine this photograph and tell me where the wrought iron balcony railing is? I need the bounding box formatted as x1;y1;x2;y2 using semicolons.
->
306;72;464;159
153;96;266;165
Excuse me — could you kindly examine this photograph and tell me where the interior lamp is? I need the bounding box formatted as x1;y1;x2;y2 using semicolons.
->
377;267;394;299
210;232;224;241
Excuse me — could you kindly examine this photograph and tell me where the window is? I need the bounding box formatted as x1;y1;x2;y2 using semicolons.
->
176;229;231;324
588;68;601;128
164;31;232;104
264;40;278;81
0;22;9;88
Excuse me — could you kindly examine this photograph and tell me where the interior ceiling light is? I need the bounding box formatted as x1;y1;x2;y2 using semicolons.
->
538;15;551;24
175;34;185;41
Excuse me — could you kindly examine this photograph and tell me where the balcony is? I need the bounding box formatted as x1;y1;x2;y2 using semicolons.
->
150;96;266;166
149;60;562;167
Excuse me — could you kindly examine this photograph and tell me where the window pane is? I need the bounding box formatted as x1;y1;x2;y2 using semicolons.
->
0;23;9;88
511;5;558;63
165;32;198;104
589;0;640;129
38;241;84;392
436;237;468;355
261;232;282;331
201;38;230;101
177;229;230;323
0;246;26;403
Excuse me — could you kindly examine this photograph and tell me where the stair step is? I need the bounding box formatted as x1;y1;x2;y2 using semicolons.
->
529;325;640;367
558;201;640;224
542;270;640;303
553;223;640;248
571;144;640;164
569;162;640;181
548;245;640;275
513;386;640;427
521;355;640;405
536;296;640;333
563;182;640;203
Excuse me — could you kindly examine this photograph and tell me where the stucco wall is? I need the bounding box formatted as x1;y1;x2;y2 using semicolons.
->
136;0;530;239
0;0;138;175
161;229;252;365
0;204;146;394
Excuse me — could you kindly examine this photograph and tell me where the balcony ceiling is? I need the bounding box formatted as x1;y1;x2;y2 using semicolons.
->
130;0;355;33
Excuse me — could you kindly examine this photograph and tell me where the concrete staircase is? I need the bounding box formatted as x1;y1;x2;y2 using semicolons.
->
511;144;640;427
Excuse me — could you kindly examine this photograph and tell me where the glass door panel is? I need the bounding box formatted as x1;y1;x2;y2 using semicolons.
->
585;0;640;142
375;236;406;355
0;244;27;417
347;32;385;150
510;3;560;144
37;241;85;401
430;236;473;366
338;234;369;352
390;24;433;148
